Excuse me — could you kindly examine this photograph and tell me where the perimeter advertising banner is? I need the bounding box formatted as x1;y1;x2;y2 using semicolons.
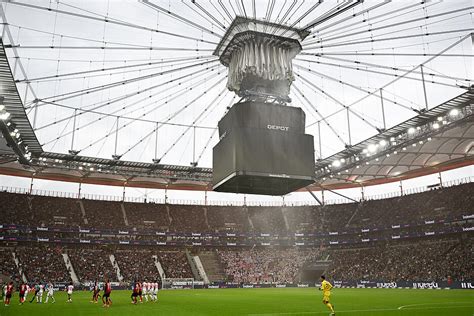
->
332;280;473;290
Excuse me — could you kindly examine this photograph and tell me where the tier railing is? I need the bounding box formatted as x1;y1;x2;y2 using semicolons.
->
0;175;472;207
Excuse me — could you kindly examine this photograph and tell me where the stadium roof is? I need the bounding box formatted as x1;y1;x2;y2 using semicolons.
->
0;88;472;191
0;1;472;193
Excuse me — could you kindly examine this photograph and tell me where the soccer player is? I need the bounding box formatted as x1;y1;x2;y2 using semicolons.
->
152;281;159;302
91;280;100;303
131;280;139;305
319;275;335;315
36;283;44;303
4;281;13;306
138;281;143;303
45;282;55;303
102;278;112;308
66;282;74;303
1;283;6;304
29;283;38;303
19;282;27;305
149;282;155;302
143;281;149;302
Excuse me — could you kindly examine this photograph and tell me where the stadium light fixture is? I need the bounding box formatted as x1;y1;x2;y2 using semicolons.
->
408;127;416;134
367;144;377;153
449;109;459;116
437;116;443;121
332;160;341;167
432;122;440;129
0;112;10;120
379;140;387;146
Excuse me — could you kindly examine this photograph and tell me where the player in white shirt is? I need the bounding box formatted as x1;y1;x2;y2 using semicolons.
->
143;282;149;302
152;281;159;302
45;282;55;303
37;284;44;303
147;282;153;302
149;282;155;302
66;282;74;303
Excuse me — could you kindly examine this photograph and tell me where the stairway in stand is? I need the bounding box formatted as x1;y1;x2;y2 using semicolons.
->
199;250;226;283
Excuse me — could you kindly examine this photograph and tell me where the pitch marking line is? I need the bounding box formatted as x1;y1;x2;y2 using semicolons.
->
248;305;474;315
398;302;473;310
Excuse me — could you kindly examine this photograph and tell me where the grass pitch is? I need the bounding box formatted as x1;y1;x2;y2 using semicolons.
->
0;288;472;316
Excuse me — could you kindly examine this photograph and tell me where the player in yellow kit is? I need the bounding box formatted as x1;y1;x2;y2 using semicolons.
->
319;275;335;315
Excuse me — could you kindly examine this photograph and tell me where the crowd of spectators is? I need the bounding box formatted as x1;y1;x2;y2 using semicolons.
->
124;202;170;230
217;248;320;284
82;200;125;228
114;249;160;282
6;246;193;283
0;183;472;284
169;205;209;232
1;182;472;235
158;250;193;278
30;195;84;227
15;246;71;283
0;248;20;282
247;207;287;234
326;237;473;281
283;206;323;233
1;192;32;225
67;247;115;282
349;182;474;229
207;206;251;232
1;236;472;284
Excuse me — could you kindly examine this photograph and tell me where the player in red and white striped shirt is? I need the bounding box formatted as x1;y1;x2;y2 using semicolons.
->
4;282;13;306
